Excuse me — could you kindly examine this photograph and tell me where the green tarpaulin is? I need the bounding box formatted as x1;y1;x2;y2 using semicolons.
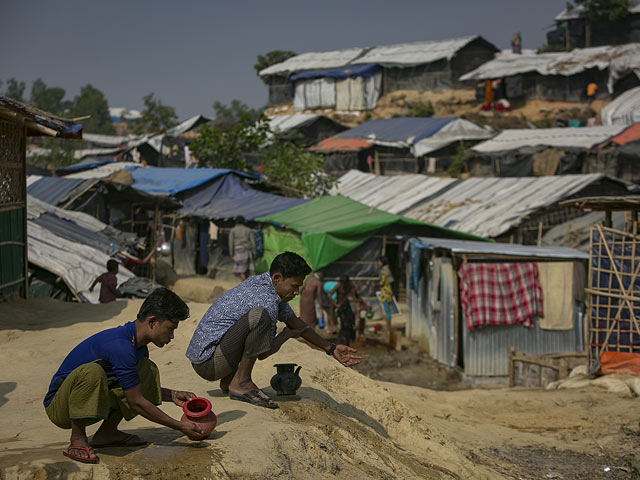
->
256;195;484;270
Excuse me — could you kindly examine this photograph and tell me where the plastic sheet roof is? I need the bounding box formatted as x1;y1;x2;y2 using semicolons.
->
414;237;588;259
125;166;257;196
333;170;625;238
260;36;491;76
290;64;380;82
459;43;640;92
27;176;96;206
65;162;141;180
178;174;308;221
602;87;640;126
57;156;116;173
471;125;626;153
82;133;130;147
165;114;212;137
331;170;456;214
268;114;321;133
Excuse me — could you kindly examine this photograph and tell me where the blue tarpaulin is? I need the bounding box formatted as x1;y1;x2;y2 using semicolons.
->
32;213;120;255
27;177;95;206
57;156;117;174
178;174;307;221
290;64;380;83
336;117;456;145
125;166;257;196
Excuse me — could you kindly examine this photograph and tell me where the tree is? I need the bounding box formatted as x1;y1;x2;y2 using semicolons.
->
4;78;26;102
130;93;178;134
212;99;262;128
30;78;69;115
70;84;115;134
31;137;78;169
191;114;335;197
567;0;630;20
254;50;297;83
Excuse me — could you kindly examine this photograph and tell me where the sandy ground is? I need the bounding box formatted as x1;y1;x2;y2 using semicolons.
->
1;297;639;479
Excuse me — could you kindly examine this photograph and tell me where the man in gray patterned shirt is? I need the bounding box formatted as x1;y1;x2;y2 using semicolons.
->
186;252;360;408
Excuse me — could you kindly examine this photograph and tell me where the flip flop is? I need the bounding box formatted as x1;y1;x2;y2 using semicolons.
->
229;389;278;409
91;433;147;448
63;446;99;464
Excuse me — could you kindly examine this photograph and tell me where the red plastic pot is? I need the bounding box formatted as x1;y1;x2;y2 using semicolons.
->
181;397;217;438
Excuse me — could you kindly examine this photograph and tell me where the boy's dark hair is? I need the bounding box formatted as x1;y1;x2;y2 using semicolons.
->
270;251;311;278
379;256;389;266
106;259;119;273
137;288;189;324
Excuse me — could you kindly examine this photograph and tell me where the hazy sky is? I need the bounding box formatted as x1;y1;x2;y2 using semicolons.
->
3;1;564;119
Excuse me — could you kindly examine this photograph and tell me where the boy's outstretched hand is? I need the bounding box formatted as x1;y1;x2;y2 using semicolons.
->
333;345;362;367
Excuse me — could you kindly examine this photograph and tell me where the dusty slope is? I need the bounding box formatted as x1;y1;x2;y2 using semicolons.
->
0;297;638;479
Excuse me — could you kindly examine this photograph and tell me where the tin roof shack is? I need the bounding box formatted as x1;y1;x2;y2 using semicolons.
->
460;43;640;103
255;196;484;307
0;96;82;299
311;117;493;176
260;36;498;111
333;170;632;245
467;125;627;177
585;123;640;184
406;237;588;384
268;114;347;147
560;196;640;376
547;2;640;51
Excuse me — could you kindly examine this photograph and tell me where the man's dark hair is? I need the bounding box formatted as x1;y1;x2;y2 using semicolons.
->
106;259;119;273
236;216;246;224
379;256;389;266
137;288;189;324
270;251;311;278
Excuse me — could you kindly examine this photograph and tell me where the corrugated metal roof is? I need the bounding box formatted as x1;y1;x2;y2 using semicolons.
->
27;176;96;206
333;170;624;238
471;125;626;153
414;237;588;259
602;87;640;126
459;43;640;93
268;114;320;133
332;170;456;214
260;36;492;76
309;138;373;152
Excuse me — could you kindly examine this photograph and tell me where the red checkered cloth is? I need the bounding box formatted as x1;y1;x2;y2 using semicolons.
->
457;262;543;331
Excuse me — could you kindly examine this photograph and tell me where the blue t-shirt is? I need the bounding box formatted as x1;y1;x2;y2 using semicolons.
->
43;321;148;407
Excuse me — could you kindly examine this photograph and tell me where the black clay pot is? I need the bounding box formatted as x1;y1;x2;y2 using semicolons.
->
270;363;302;396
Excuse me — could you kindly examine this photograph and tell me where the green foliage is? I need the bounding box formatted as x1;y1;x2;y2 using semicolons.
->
409;101;434;117
4;78;26;102
262;132;336;197
567;0;630;20
191;114;270;171
191;114;335;197
447;141;466;178
30;78;69;115
212;99;262;128
130;93;178;134
70;84;115;134
362;112;373;122
32;137;78;168
254;50;297;83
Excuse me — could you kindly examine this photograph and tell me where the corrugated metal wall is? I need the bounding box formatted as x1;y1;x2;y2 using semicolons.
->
437;259;457;368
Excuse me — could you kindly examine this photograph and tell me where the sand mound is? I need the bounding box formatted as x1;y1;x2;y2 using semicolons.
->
1;298;639;479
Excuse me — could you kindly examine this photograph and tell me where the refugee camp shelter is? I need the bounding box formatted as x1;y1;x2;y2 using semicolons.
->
255;195;483;303
268;114;347;147
547;2;640;50
332;170;632;244
174;173;307;276
406;237;588;382
459;43;640;102
560;196;640;374
311;117;493;175
0;96;82;299
260;36;498;110
588;123;640;184
468;125;628;177
602;86;640;126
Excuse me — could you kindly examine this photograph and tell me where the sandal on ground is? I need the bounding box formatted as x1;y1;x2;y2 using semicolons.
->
91;433;147;448
229;389;278;409
63;446;99;464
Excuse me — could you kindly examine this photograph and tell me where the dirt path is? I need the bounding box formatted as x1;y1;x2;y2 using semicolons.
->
1;298;639;479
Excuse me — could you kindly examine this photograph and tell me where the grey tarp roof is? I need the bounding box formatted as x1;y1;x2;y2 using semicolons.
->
459;43;640;93
260;36;490;76
601;86;640;126
471;125;626;153
333;170;629;238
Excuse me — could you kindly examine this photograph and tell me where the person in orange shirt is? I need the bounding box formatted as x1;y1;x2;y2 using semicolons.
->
586;82;598;104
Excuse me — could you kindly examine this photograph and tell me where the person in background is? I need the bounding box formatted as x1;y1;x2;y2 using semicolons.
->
43;288;207;464
378;256;395;344
329;275;371;345
228;216;256;281
300;269;325;328
322;279;339;333
89;259;120;303
586;82;598;105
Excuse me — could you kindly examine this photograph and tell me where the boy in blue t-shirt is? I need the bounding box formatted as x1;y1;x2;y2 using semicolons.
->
44;288;208;464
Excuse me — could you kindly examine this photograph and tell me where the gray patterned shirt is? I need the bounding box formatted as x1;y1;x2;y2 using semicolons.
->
186;272;295;364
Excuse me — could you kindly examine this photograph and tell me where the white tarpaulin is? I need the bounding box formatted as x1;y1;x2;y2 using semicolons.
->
601;87;640;126
413;119;494;156
334;73;382;111
471;125;626;153
294;78;336;110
